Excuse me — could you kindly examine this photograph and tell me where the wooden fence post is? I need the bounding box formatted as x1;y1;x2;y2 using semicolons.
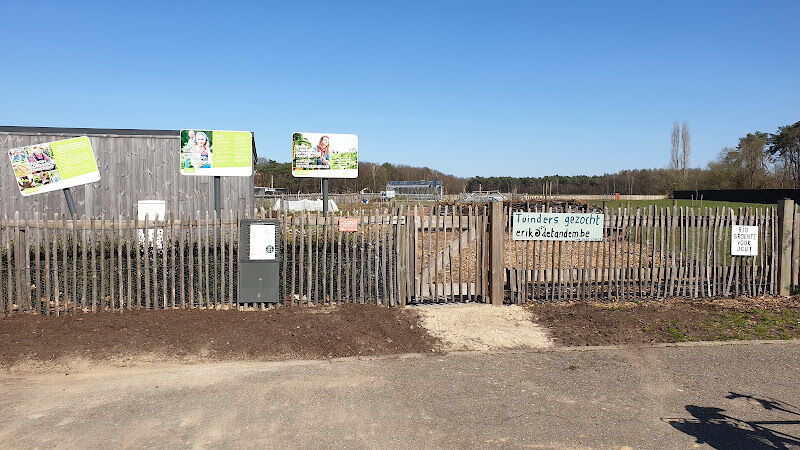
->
398;205;408;307
778;198;794;297
488;201;504;306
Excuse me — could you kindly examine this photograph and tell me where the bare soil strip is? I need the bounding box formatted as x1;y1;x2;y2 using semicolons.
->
0;305;439;369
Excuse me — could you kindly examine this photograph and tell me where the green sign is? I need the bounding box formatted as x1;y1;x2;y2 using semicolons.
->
292;132;358;178
180;129;253;176
7;136;100;196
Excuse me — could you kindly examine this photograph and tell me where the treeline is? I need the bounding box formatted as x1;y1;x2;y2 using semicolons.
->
254;160;466;194
256;121;800;195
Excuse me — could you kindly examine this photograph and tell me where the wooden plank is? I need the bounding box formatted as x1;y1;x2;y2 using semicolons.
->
4;215;12;316
621;208;629;299
178;212;186;308
468;205;475;302
299;212;306;305
337;210;343;305
188;213;196;308
204;211;211;308
153;215;161;309
116;215;124;311
290;213;297;305
125;217;132;310
457;205;463;301
144;214;153;309
168;213;175;308
322;212;328;305
358;208;363;303
32;212;41;313
230;210;237;307
42;215;51;315
54;214;61;316
381;209;389;305
307;211;313;305
447;205;454;302
281;211;288;305
12;213;20;313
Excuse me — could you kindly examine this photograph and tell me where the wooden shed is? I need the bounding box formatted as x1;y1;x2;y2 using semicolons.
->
0;126;256;218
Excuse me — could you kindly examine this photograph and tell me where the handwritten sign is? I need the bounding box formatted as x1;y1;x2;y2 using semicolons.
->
512;212;604;241
731;225;758;256
339;217;358;232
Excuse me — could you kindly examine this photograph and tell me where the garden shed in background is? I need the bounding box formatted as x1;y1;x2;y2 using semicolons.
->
0;126;256;218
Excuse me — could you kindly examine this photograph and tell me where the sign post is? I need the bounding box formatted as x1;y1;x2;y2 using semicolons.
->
63;188;77;216
214;175;221;220
322;178;329;217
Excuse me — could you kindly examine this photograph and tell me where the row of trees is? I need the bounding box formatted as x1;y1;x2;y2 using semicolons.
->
255;121;800;195
705;121;800;189
254;160;465;194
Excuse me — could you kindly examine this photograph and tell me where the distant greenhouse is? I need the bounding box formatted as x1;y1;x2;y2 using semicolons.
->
386;180;443;201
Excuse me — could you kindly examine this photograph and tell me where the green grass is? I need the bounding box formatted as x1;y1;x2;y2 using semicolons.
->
590;199;774;211
701;309;800;341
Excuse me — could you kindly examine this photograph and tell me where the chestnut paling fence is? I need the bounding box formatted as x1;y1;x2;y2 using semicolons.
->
0;204;785;316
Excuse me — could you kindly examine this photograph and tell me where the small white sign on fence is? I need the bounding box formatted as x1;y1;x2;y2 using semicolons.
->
512;212;604;241
731;225;758;256
249;223;277;260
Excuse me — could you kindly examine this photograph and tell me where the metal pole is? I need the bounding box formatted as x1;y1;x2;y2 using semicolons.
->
214;176;221;220
63;188;77;216
322;178;329;218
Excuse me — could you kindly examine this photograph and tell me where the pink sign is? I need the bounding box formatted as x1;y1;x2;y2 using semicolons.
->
339;217;358;232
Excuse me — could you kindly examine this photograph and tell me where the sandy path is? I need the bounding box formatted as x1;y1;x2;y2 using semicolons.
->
413;303;553;351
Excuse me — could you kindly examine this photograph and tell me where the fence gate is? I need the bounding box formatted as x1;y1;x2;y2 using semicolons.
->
398;203;491;304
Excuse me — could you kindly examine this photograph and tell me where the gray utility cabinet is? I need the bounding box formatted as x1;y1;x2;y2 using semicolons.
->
238;219;280;303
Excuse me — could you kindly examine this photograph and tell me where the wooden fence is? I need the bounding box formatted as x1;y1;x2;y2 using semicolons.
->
502;206;778;303
0;204;792;316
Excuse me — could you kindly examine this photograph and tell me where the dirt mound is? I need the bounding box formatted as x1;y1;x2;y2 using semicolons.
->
0;305;439;369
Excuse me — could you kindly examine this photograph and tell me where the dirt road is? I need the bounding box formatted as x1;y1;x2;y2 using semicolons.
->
2;341;799;448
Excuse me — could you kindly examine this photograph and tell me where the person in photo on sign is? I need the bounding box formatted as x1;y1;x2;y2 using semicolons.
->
193;131;212;168
315;135;331;167
28;146;52;164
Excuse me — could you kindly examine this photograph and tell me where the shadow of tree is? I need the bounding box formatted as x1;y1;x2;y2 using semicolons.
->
663;393;800;449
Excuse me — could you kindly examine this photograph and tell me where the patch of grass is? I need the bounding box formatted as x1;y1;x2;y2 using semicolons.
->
590;199;773;212
701;308;800;341
666;321;691;342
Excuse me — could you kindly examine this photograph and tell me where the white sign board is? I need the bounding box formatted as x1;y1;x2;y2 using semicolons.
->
249;223;276;260
512;212;604;241
292;132;358;178
137;200;166;247
731;225;758;256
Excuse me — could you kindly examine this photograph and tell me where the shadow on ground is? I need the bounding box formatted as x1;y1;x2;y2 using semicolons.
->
664;392;800;449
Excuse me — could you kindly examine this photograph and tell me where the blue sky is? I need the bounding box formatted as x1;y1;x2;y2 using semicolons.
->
1;0;798;177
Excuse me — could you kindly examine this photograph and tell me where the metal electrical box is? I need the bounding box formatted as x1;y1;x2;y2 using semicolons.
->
238;219;280;303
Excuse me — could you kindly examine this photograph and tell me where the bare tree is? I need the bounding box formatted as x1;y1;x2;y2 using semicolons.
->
670;121;680;169
681;121;691;178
